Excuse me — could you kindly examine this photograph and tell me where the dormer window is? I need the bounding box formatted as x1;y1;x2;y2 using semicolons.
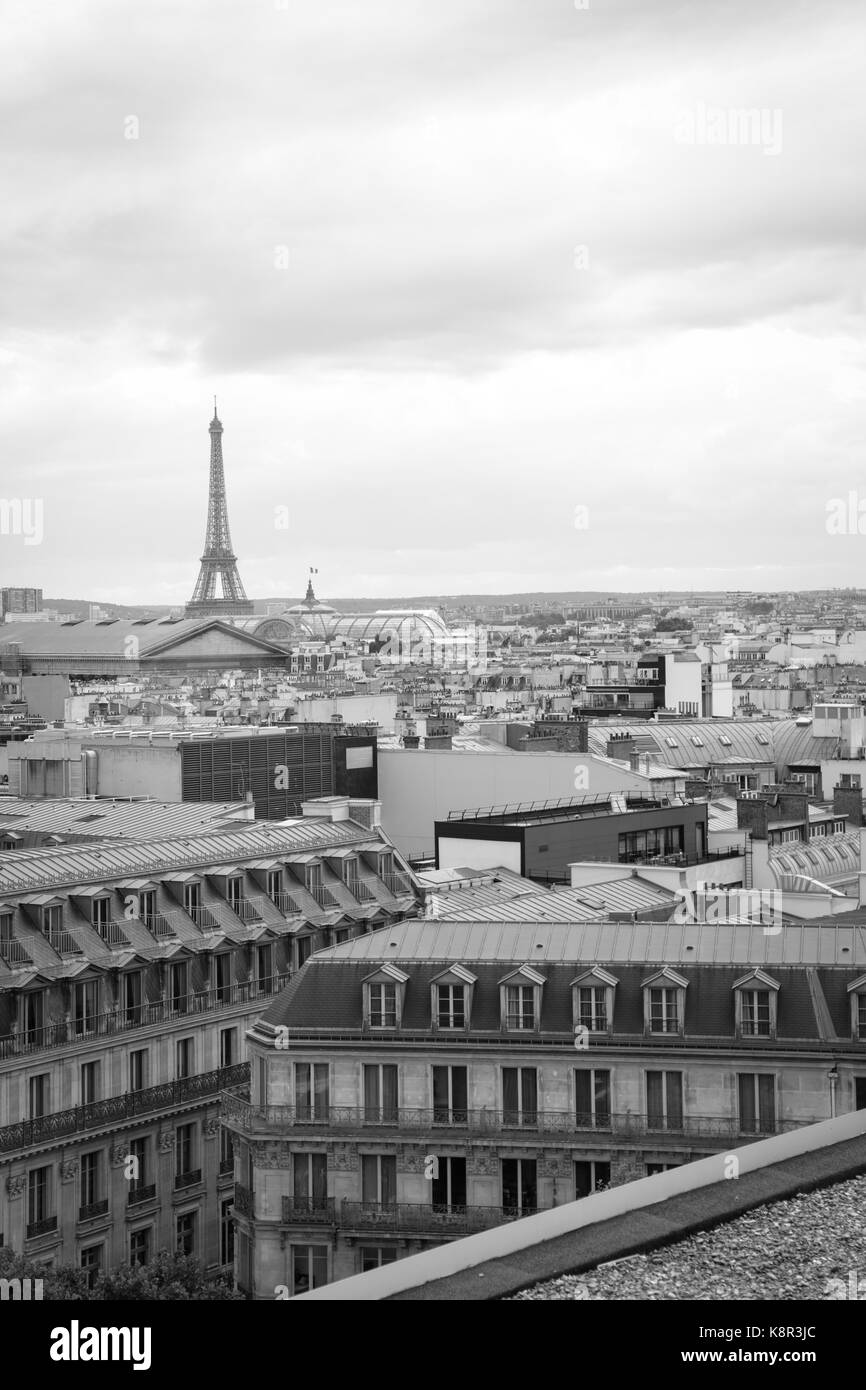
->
571;967;618;1035
431;965;476;1030
642;968;688;1035
363;964;409;1030
733;970;780;1038
499;965;545;1033
847;975;866;1040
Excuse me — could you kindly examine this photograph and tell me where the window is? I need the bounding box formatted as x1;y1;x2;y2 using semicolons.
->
215;953;232;1004
363;1064;398;1124
23;989;44;1040
501;1158;536;1213
29;1073;49;1120
267;869;282;901
176;1122;196;1178
176;1211;196;1257
649;987;680;1033
574;1069;611;1128
857;993;866;1041
755;732;770;745
574;1160;610;1197
436;984;465;1029
665;736;679;749
80;1151;102;1212
258;1056;268;1104
577;985;608;1032
293;1153;328;1212
740;989;771;1037
219;1027;237;1069
169;961;189;1014
129;1048;147;1093
80;1244;103;1290
296;936;313;969
220;1198;235;1267
646;1071;683;1131
228;877;243;911
432;1066;468;1124
292;1245;328;1296
719;734;732;747
502;1067;538;1127
295;1063;329;1121
646;1162;680;1175
90;897;110;928
256;943;273;992
738;1073;776;1134
124;970;143;1025
360;1247;398;1272
505;985;535;1031
691;735;704;747
432;1156;467;1211
129;1228;150;1267
74;979;99;1037
361;1154;397;1208
28;1166;50;1230
139;890;156;925
128;1136;148;1192
81;1060;100;1106
369;983;397;1028
176;1037;194;1080
219;1125;234;1175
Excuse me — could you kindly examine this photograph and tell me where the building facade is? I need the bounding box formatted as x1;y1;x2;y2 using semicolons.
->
0;806;419;1281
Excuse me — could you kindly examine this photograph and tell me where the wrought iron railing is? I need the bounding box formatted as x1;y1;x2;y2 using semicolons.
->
174;1169;202;1190
271;892;301;916
48;929;82;956
186;905;220;930
0;1062;250;1155
0;976;291;1060
228;898;264;925
281;1196;335;1224
338;1202;537;1234
26;1215;58;1239
220;1097;787;1144
308;885;338;909
143;912;176;938
95;920;130;948
0;937;31;965
79;1198;109;1221
383;872;413;896
127;1183;157;1207
349;878;377;903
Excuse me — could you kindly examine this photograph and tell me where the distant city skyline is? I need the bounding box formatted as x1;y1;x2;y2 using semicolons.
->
3;0;865;602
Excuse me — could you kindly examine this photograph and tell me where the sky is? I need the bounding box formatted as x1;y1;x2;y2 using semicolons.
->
2;0;866;605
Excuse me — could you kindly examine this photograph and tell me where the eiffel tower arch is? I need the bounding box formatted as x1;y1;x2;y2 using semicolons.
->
186;406;254;618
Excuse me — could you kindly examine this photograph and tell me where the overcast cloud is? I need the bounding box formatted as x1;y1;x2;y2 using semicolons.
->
2;0;865;604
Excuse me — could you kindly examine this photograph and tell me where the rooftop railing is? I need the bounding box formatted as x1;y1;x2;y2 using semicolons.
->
0;975;290;1060
220;1098;788;1145
0;1062;250;1156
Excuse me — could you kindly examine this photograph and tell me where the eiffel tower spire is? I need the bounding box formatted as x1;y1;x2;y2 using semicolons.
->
185;406;254;618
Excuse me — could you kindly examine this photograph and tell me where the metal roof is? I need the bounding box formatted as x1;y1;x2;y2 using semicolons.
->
587;718;840;772
0;820;386;895
313;918;866;966
0;798;249;843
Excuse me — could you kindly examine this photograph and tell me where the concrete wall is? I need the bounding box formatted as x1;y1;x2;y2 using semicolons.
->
292;694;401;729
21;674;71;720
378;748;653;858
89;742;182;800
437;836;523;874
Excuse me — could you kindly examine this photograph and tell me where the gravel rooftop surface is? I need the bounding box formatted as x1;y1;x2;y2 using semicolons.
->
506;1173;866;1300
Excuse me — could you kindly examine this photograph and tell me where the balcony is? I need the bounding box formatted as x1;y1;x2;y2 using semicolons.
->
0;937;31;966
26;1215;58;1239
228;897;264;925
271;892;301;917
220;1098;789;1147
0;1061;250;1156
47;930;82;956
348;878;377;903
218;1158;234;1176
338;1202;537;1236
281;1196;335;1224
186;905;220;931
127;1184;157;1208
174;1169;202;1191
143;912;176;939
79;1198;109;1221
233;1182;252;1217
307;884;338;910
383;872;413;897
94;920;130;949
0;975;291;1060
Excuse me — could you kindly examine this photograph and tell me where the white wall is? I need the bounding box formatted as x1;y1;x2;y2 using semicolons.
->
377;748;654;857
292;693;400;729
437;836;523;873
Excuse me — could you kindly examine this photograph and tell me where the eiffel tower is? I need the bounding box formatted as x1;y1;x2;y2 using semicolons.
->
185;404;254;618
